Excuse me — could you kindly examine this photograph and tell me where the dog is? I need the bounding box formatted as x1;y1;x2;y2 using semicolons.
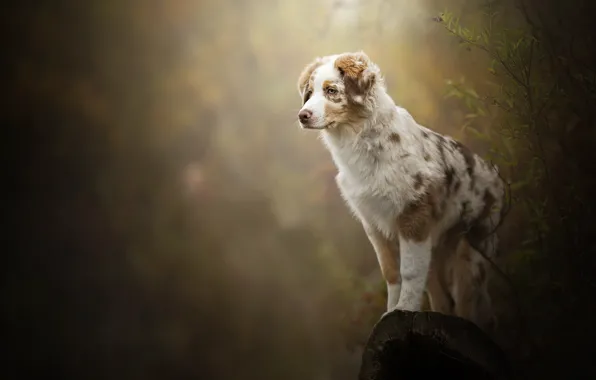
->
295;51;505;328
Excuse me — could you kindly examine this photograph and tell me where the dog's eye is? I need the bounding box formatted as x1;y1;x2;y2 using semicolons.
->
326;87;338;95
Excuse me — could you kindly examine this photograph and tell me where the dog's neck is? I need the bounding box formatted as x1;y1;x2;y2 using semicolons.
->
319;88;423;181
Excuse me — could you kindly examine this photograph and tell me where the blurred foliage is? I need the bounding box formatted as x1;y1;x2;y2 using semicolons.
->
4;0;596;379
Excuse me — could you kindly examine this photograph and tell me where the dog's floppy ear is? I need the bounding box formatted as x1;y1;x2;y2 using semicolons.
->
334;51;378;105
297;57;324;98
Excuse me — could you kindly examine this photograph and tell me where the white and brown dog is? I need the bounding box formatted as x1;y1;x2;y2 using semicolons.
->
296;51;505;328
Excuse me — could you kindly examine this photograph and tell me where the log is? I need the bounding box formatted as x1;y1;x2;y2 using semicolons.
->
358;310;512;380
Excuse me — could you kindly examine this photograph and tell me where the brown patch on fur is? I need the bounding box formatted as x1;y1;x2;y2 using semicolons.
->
389;132;401;143
380;245;399;284
398;200;431;241
365;227;400;284
397;188;441;241
334;52;376;105
324;102;349;124
423;153;431;161
421;131;429;139
334;53;368;79
322;80;335;89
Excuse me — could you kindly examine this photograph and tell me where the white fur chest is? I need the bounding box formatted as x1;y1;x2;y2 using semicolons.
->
322;128;428;238
336;169;400;238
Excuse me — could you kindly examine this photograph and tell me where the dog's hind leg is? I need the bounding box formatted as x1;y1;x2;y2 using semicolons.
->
451;239;494;331
426;255;455;314
426;230;460;314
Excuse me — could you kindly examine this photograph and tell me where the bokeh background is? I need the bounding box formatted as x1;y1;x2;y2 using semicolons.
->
5;0;596;379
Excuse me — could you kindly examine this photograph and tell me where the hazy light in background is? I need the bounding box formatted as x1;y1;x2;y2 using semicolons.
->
192;0;472;230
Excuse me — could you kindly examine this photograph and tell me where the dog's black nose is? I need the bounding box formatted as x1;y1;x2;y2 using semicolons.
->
299;109;312;123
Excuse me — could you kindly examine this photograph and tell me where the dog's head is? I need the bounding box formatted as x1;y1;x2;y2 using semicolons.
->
296;51;382;130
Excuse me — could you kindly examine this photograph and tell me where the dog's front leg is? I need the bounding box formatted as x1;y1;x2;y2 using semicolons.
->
363;224;401;311
393;235;432;311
